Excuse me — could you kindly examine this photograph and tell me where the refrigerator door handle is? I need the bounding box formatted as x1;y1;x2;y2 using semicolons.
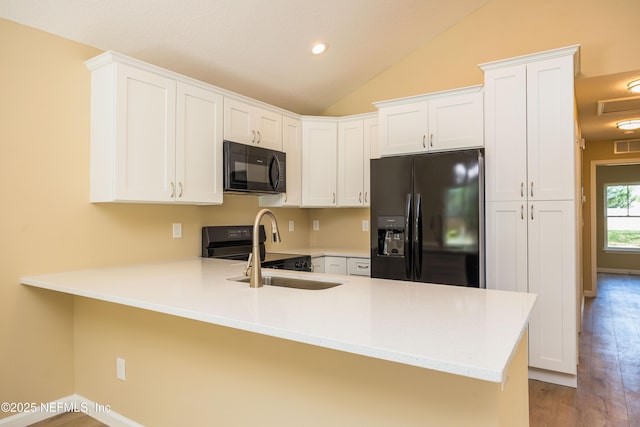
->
405;193;413;279
414;193;422;280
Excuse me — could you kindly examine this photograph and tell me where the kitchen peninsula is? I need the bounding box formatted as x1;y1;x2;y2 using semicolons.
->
22;258;536;426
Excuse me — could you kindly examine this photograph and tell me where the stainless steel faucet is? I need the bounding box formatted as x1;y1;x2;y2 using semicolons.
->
246;209;281;288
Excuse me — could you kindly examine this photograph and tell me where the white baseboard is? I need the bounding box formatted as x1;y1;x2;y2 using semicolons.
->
597;267;640;275
0;394;143;427
528;367;577;388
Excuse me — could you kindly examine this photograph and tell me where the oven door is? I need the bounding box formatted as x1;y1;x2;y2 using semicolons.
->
223;140;286;194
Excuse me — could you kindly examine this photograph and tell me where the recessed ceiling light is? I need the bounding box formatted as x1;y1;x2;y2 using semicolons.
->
628;79;640;93
617;120;640;130
311;42;327;55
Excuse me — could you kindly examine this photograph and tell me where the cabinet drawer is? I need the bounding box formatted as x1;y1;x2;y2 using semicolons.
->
347;258;370;276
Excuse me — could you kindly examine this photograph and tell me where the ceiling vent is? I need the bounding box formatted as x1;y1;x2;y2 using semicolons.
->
614;139;640;154
597;96;640;116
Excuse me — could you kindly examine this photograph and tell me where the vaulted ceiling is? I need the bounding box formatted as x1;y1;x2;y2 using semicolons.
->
2;0;640;143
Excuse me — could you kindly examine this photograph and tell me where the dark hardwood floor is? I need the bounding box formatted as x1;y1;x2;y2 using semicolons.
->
529;273;640;427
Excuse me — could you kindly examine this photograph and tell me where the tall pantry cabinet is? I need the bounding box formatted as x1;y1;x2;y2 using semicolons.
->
481;45;581;387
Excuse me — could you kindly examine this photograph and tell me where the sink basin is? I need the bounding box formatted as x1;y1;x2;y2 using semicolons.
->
228;274;345;290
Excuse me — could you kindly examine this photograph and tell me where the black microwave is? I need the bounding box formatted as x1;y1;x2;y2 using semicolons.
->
223;140;286;194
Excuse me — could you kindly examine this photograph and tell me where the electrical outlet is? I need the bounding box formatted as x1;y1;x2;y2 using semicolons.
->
312;220;319;231
362;220;369;232
116;357;126;381
172;223;182;238
289;220;295;232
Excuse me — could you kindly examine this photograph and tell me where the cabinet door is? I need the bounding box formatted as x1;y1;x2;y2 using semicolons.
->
527;200;577;374
428;91;483;151
485;201;528;293
115;64;176;202
324;256;347;275
301;120;337;207
378;101;428;156
526;56;576;201
363;117;377;206
311;257;325;273
347;258;371;276
281;116;301;206
175;82;223;204
483;64;527;202
338;119;365;206
223;97;254;145
254;107;283;151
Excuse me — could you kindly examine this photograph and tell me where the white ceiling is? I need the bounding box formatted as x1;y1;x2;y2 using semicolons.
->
3;0;639;143
0;0;489;115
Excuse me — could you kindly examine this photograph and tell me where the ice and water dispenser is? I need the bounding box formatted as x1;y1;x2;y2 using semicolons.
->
377;216;405;256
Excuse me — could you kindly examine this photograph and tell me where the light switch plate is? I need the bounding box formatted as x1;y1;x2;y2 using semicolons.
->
289;220;295;232
312;220;319;231
116;357;126;381
172;223;182;238
362;220;369;232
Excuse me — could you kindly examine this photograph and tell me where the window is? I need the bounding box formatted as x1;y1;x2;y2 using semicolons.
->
605;184;640;250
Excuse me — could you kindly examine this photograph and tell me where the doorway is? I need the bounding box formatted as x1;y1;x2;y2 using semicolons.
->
589;159;640;296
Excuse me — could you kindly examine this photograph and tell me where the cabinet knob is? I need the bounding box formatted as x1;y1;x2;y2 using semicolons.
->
430;133;433;147
333;192;336;204
422;135;426;148
530;182;534;197
531;204;534;220
364;192;368;204
521;204;524;220
521;182;524;198
256;130;261;143
178;182;183;198
359;192;362;203
252;130;256;143
170;182;175;198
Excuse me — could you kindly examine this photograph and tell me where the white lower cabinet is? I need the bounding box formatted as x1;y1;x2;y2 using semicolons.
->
486;199;577;376
311;256;370;277
324;257;348;275
527;200;577;374
347;258;371;276
485;201;528;294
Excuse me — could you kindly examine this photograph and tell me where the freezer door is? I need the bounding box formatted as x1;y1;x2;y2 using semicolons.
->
413;150;482;287
370;156;414;280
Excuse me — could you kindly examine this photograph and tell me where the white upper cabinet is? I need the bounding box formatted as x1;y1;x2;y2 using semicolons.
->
259;115;302;207
223;97;282;151
85;52;224;205
301;118;337;207
338;119;365;206
176;82;224;204
526;56;576;201
363;117;378;205
483;53;577;203
483;64;528;202
428;89;483;151
375;86;484;157
377;100;429;156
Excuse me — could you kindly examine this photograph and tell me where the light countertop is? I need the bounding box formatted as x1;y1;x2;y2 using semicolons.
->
21;258;535;384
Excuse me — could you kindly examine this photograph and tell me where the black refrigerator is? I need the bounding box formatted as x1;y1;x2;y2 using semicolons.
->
370;149;484;287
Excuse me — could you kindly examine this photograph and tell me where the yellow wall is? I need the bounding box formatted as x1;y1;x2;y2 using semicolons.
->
323;0;640;117
581;141;640;292
308;208;370;250
0;18;312;417
72;297;529;426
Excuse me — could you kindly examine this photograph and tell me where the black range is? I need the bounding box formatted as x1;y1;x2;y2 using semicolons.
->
202;225;311;272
